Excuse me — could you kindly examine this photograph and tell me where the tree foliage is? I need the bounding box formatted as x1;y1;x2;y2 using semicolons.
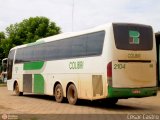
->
0;32;5;41
0;16;61;63
0;32;6;62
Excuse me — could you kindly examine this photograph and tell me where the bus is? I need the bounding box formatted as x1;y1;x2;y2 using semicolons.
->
1;58;8;82
7;23;157;105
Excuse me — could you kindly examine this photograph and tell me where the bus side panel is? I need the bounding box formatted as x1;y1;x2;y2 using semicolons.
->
43;56;107;100
43;73;106;100
78;74;93;99
12;63;24;92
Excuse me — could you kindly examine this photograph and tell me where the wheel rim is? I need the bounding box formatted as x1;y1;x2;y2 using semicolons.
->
56;87;62;100
55;84;63;102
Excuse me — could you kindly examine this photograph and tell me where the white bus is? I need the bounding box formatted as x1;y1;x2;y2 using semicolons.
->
1;58;8;82
7;23;157;105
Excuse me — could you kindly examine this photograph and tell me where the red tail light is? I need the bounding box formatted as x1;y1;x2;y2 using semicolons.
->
107;62;112;86
107;62;112;77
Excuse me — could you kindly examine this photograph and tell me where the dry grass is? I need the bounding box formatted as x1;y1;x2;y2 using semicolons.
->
0;83;7;87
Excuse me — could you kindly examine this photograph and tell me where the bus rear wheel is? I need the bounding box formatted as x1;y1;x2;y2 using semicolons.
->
14;82;23;96
67;84;78;105
54;84;64;103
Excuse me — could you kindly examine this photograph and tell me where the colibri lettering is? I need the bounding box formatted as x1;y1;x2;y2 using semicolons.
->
128;53;141;58
69;61;84;69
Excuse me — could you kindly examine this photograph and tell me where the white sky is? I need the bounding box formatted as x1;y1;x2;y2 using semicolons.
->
0;0;160;32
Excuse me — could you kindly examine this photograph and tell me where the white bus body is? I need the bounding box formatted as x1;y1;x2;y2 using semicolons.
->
7;23;157;105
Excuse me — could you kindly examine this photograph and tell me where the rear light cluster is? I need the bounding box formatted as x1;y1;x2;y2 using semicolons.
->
107;62;112;86
107;62;112;77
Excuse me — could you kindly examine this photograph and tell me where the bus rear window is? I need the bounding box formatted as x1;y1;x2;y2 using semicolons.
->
113;23;153;50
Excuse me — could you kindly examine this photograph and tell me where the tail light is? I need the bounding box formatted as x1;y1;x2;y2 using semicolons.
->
107;62;112;77
107;62;112;86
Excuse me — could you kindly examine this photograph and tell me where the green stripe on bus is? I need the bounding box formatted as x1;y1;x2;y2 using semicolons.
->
34;74;44;94
23;61;44;70
27;40;45;47
108;86;157;98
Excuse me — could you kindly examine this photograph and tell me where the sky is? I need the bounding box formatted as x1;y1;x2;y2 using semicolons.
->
0;0;160;33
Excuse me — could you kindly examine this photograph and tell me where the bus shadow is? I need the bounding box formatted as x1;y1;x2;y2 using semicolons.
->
76;99;148;111
21;94;148;111
22;94;54;101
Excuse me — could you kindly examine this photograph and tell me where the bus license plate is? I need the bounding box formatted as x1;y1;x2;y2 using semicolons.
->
132;90;141;94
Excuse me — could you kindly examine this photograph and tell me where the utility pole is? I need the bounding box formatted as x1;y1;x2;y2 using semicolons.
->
72;0;75;31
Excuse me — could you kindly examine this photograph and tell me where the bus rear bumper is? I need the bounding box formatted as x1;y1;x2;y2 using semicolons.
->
108;86;158;99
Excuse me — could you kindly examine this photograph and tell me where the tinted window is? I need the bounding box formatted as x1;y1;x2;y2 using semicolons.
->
23;47;33;62
71;35;87;57
113;23;153;50
87;31;104;55
46;41;60;60
36;44;47;61
59;39;72;59
15;31;105;63
16;49;24;63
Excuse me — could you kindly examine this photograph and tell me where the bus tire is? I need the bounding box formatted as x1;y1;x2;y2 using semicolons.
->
54;84;64;103
67;84;78;105
14;82;23;96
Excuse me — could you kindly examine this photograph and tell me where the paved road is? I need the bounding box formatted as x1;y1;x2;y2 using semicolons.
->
0;87;160;119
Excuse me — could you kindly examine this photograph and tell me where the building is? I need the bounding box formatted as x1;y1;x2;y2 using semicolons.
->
155;32;160;87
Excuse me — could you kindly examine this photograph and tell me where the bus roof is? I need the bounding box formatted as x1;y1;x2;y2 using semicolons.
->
10;23;112;50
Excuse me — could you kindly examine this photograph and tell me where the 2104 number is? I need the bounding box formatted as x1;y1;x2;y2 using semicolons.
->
114;64;125;69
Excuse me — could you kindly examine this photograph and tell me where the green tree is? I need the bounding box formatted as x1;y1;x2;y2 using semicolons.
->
0;32;5;41
6;16;61;44
0;16;61;62
0;32;6;63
